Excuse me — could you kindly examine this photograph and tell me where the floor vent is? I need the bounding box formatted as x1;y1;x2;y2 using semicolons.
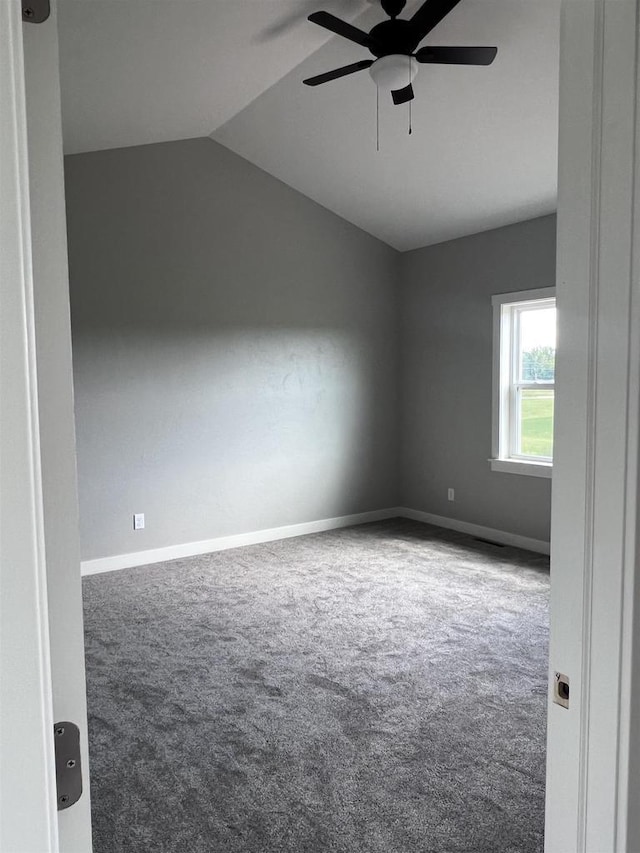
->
473;537;506;548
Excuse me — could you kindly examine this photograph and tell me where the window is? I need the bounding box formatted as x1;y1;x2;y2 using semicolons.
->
491;288;556;478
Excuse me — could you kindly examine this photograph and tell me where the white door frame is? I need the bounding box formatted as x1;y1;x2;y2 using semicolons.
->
0;2;59;850
2;0;640;850
1;2;92;851
546;0;640;850
22;3;94;848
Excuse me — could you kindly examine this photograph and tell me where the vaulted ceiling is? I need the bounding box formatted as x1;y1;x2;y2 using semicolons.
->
58;0;560;251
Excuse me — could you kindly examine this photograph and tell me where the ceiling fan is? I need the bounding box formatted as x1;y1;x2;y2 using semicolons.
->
303;0;497;105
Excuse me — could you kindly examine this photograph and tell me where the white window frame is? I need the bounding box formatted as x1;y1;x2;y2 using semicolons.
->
490;287;556;478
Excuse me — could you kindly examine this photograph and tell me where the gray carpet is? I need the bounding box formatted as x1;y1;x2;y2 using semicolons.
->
83;518;549;853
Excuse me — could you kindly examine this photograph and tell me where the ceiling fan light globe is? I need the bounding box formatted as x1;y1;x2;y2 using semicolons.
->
368;54;418;90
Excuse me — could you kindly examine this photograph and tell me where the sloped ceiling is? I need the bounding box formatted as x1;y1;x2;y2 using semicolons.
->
58;0;560;251
57;0;367;155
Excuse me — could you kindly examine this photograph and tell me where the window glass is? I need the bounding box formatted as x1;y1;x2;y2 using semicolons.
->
519;307;556;382
517;387;555;458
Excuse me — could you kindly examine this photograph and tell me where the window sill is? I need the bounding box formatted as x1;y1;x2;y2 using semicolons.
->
489;458;552;479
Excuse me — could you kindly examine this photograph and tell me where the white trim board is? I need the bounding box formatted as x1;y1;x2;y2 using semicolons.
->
81;507;550;575
398;508;550;555
81;508;400;575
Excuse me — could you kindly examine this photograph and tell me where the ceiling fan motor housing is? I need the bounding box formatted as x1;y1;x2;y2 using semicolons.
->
368;18;422;56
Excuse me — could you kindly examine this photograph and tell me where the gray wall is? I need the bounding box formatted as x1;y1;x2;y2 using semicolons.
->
399;215;556;542
65;137;400;561
66;138;555;560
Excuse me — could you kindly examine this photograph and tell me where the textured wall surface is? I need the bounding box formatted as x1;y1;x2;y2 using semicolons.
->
399;216;556;543
65;138;400;560
66;139;555;559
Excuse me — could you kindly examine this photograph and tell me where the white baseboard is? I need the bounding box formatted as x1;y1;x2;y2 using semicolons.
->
81;506;550;576
398;507;551;555
80;508;402;576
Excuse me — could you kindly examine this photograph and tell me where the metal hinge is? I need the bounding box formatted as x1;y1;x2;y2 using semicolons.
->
54;722;83;810
22;0;50;23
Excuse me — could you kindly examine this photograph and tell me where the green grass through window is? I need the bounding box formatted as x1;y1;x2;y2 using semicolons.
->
520;389;554;458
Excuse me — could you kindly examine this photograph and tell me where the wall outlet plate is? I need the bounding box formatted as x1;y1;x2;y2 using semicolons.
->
133;513;145;530
447;488;455;501
553;671;570;709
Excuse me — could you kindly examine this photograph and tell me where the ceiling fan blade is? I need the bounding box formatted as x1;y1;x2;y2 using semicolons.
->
303;59;374;86
391;83;414;105
409;0;463;40
416;45;497;65
308;11;374;47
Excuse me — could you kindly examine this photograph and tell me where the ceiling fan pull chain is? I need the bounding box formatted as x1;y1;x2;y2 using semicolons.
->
408;64;412;135
376;83;380;152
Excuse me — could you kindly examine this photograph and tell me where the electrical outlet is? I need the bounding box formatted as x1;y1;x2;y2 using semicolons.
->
133;513;145;531
447;488;455;501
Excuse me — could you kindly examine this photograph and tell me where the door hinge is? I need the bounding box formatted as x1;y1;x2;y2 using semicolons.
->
54;722;83;810
22;0;50;23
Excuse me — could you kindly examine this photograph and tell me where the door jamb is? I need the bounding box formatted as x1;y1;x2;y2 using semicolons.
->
546;0;640;850
0;2;59;850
